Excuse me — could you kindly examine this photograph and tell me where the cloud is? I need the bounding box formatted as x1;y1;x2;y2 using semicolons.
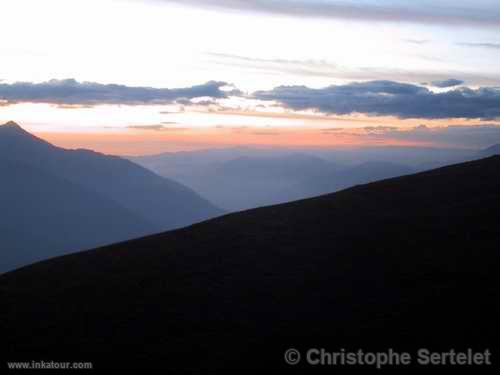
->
251;131;282;136
320;124;500;148
403;39;430;45
362;124;500;148
457;42;500;50
152;0;500;28
56;104;95;109
430;79;464;88
253;81;500;120
159;109;185;114
415;124;430;130
206;52;343;78
363;126;399;133
0;79;236;106
128;125;166;131
206;52;500;86
321;127;346;133
127;124;191;131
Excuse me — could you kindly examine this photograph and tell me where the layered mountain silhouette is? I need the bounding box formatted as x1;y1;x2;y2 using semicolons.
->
2;156;499;371
478;143;500;158
131;149;333;211
184;154;338;211
0;122;222;272
283;161;414;201
0;158;153;272
133;151;414;211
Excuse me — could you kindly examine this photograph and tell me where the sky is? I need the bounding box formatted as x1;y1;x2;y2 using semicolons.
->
1;0;500;154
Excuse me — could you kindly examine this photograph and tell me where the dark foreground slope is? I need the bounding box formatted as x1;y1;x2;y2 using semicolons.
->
2;157;500;372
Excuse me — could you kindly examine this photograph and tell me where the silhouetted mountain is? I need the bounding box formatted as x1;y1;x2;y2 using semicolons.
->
0;122;222;272
321;145;476;167
133;152;338;211
0;158;152;272
186;154;336;211
478;143;500;158
339;161;414;183
133;151;416;211
217;154;333;180
131;145;475;173
2;156;499;371
130;146;256;175
0;122;222;229
286;161;415;200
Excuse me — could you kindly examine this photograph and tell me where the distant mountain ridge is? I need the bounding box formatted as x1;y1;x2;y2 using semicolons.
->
0;122;222;272
478;143;500;158
0;122;222;229
285;161;415;200
132;150;415;211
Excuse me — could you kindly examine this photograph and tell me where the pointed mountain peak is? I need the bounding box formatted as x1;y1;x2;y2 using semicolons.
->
0;121;31;135
2;121;22;128
1;121;32;136
0;121;52;149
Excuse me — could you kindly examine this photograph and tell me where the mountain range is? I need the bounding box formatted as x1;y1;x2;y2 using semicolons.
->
131;151;417;211
131;146;486;211
478;143;500;158
0;122;222;272
2;155;499;371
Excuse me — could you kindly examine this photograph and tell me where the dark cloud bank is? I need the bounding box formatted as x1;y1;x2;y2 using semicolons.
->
152;0;500;28
254;81;500;120
430;79;464;88
2;78;500;121
0;79;236;106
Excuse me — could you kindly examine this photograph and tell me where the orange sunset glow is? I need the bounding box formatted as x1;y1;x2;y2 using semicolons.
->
29;110;492;155
34;127;434;155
